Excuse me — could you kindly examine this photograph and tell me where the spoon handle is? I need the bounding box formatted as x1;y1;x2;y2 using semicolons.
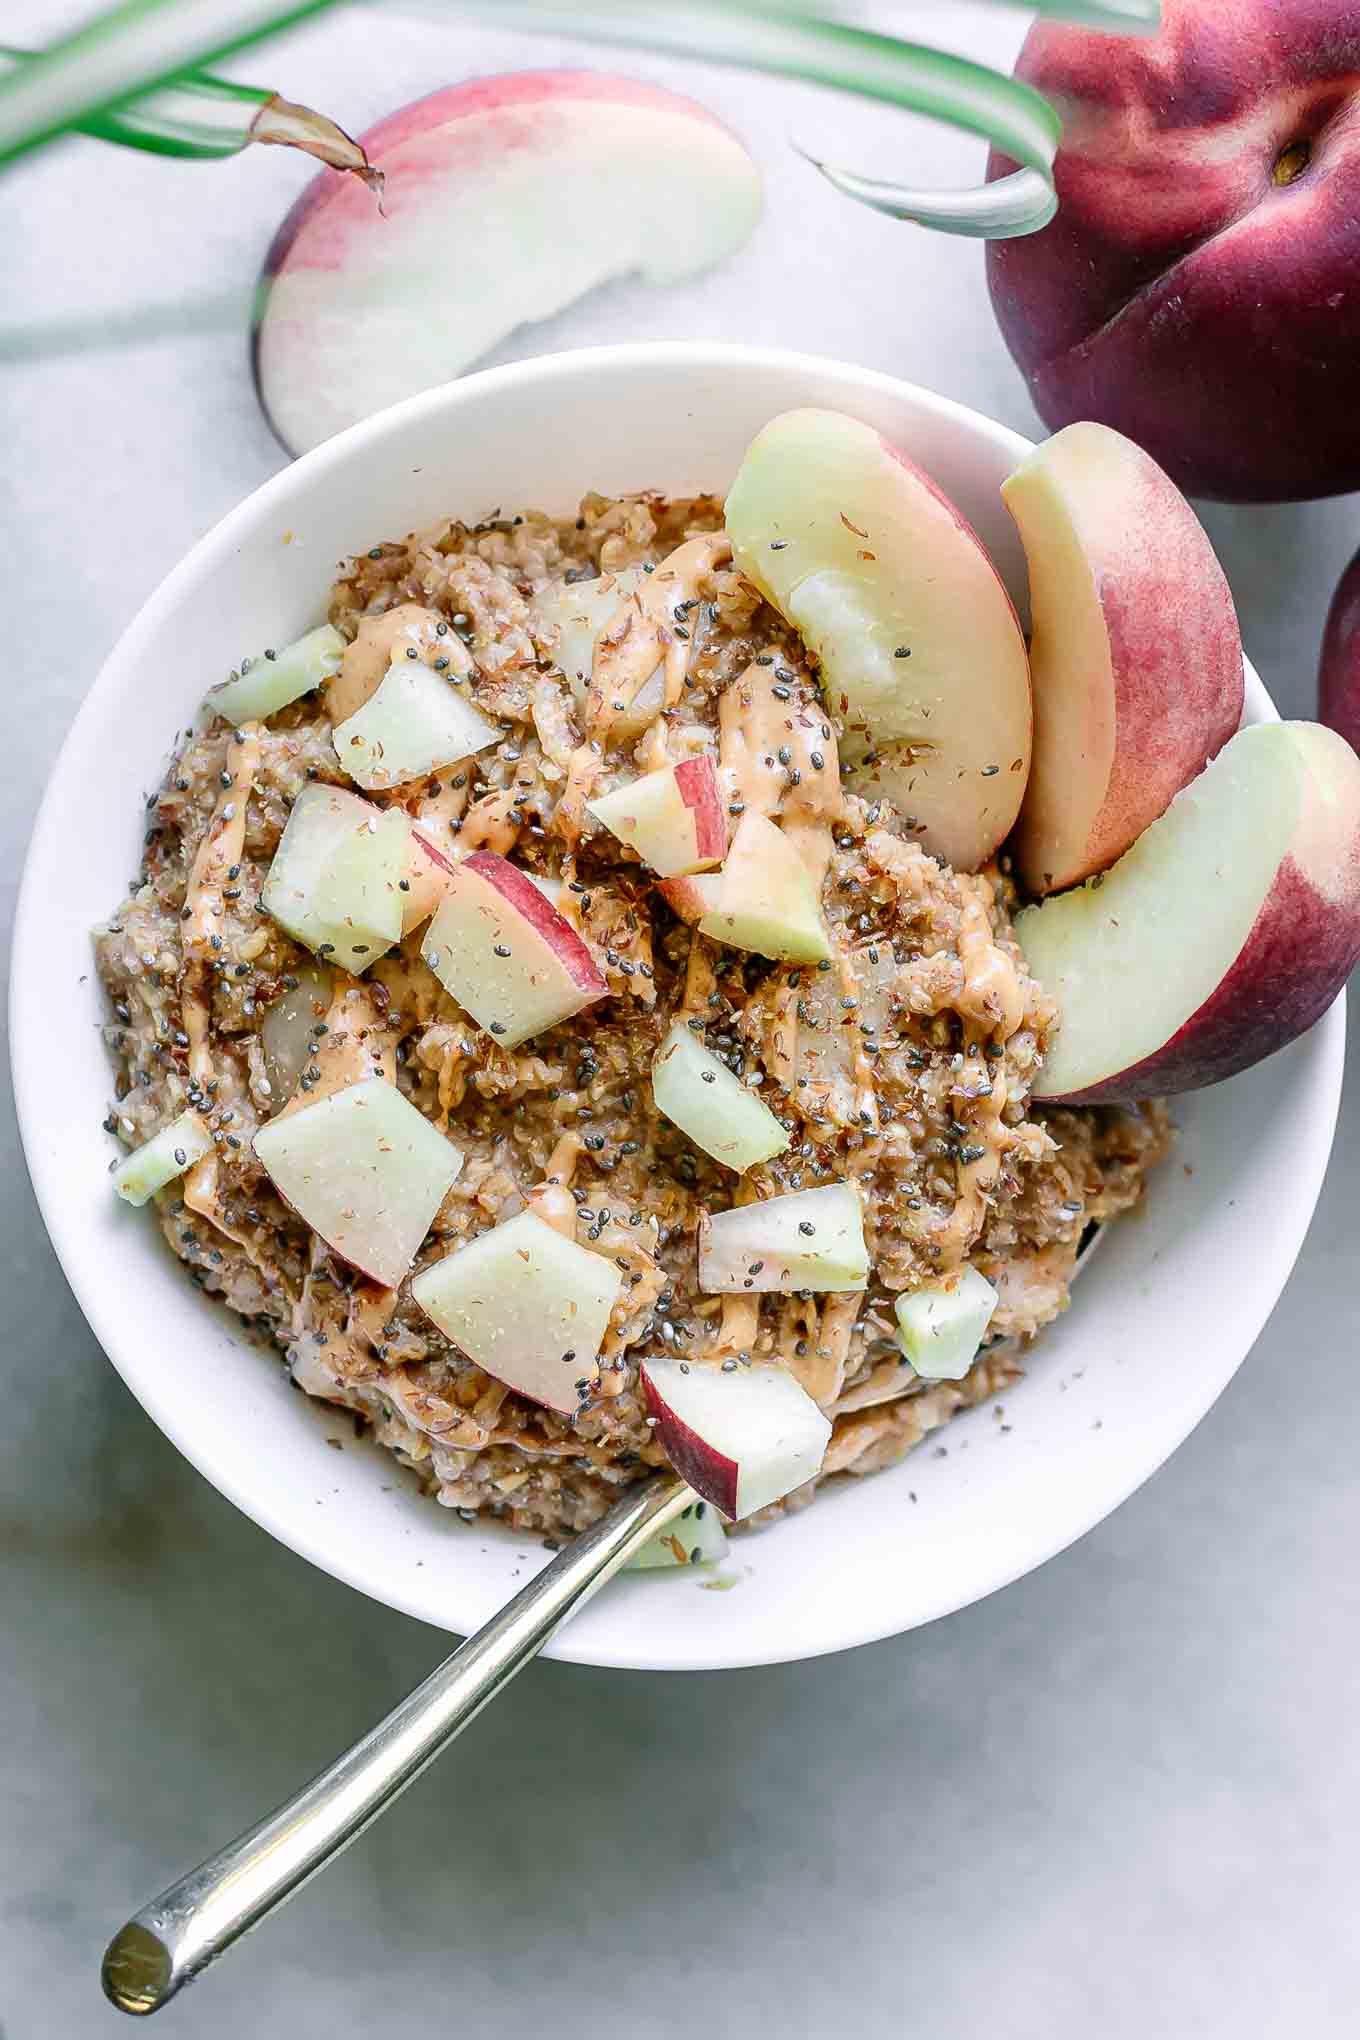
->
101;1470;692;2016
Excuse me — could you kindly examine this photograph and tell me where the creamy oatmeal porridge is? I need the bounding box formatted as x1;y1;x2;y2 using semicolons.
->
97;480;1167;1544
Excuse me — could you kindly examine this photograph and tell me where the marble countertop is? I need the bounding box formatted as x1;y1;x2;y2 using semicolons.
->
3;7;1357;2034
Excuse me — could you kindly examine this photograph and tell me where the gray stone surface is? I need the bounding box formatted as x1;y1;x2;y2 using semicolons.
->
3;7;1357;2034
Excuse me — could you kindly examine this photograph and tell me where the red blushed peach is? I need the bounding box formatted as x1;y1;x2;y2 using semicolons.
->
1003;422;1243;896
254;70;761;455
987;2;1360;502
1017;721;1360;1103
1320;545;1360;759
725;408;1032;873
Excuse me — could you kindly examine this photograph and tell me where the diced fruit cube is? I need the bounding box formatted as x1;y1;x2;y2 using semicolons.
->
641;1356;831;1519
410;1209;623;1413
657;873;722;925
331;658;500;791
112;1110;214;1206
253;1075;463;1289
895;1267;998;1381
651;1020;790;1173
421;851;607;1048
588;755;726;877
698;1182;868;1293
698;810;831;964
260;962;334;1099
206;624;344;726
262;783;409;974
627;1500;730;1571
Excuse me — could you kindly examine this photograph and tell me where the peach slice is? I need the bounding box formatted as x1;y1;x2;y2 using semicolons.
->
725;407;1032;872
641;1356;831;1519
1017;721;1360;1103
254;71;762;455
1004;423;1244;897
421;850;607;1048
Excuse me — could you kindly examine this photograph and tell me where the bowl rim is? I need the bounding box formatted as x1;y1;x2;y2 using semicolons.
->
12;341;1346;1670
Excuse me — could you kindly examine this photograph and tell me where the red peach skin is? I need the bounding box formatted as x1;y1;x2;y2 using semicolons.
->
1003;423;1243;895
673;757;727;865
1320;545;1360;758
656;874;720;925
987;2;1360;502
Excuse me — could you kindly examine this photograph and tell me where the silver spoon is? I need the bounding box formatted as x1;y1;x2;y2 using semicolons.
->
101;1227;1103;2015
101;1468;693;2015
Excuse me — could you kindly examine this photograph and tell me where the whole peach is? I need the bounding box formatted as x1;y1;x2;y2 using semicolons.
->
987;1;1360;502
1320;546;1360;756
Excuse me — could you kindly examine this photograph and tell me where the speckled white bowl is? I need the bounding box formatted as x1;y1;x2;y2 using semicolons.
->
11;344;1344;1670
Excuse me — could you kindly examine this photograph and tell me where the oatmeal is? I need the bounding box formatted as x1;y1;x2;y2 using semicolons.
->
96;489;1167;1538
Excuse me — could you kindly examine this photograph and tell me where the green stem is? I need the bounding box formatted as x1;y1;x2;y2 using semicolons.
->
0;43;269;157
0;0;340;169
392;0;1066;235
0;41;378;186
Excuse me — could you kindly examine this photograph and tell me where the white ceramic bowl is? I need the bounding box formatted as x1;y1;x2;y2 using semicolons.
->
12;344;1344;1671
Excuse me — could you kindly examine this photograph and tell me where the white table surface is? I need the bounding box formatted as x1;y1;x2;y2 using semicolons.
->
4;7;1358;2035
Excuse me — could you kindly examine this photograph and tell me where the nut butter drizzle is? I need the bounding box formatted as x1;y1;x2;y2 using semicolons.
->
718;653;855;1116
711;653;875;1382
929;882;1025;1268
330;603;472;725
181;724;261;965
